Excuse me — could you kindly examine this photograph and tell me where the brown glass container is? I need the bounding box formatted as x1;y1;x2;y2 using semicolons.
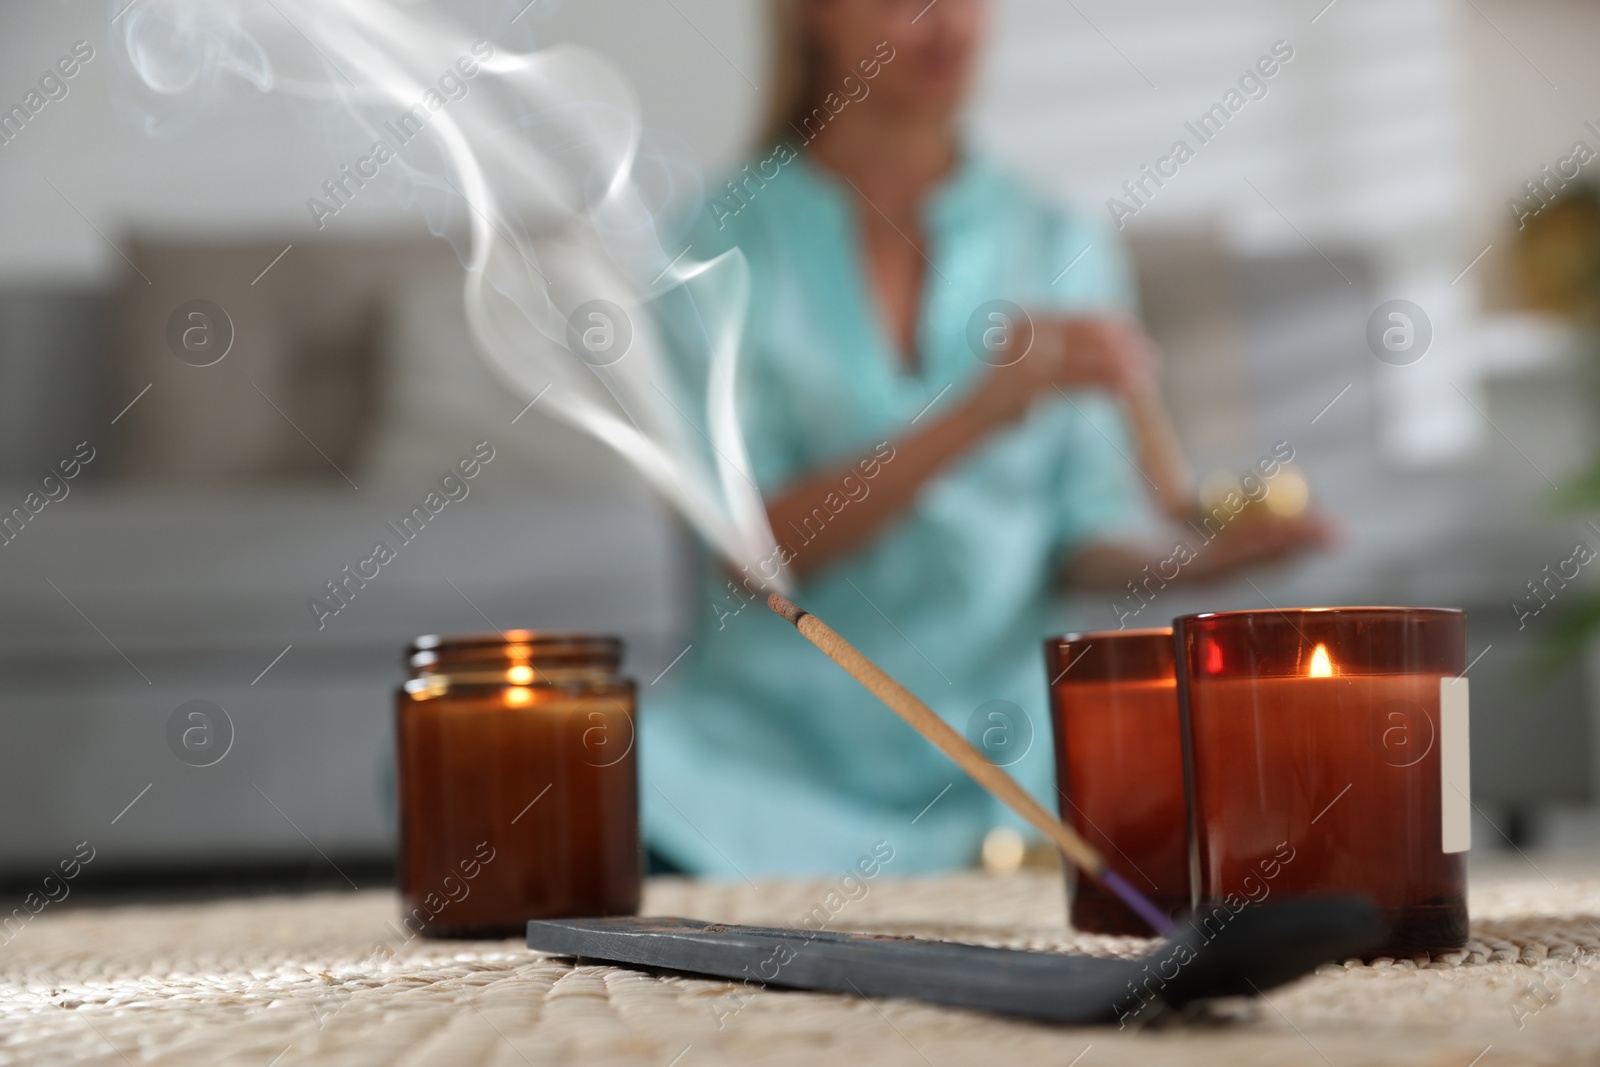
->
1174;608;1469;956
1045;628;1189;935
396;632;640;937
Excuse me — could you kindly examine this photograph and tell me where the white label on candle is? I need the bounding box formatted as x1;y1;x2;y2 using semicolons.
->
1439;678;1471;853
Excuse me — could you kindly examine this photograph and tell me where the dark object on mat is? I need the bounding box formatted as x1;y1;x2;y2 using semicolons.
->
527;896;1383;1026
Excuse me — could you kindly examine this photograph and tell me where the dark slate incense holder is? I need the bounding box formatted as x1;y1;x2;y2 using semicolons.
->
528;895;1382;1026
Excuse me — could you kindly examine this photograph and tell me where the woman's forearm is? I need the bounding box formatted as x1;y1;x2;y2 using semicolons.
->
1058;542;1156;592
1061;512;1333;594
762;317;1162;584
767;390;1000;580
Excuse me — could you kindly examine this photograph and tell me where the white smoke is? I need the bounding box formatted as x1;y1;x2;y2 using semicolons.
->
120;0;786;590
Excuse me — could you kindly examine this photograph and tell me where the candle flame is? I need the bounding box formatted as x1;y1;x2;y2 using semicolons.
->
1308;644;1334;678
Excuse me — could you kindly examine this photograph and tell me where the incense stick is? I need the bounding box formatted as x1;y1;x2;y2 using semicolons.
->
1124;379;1194;523
767;593;1175;936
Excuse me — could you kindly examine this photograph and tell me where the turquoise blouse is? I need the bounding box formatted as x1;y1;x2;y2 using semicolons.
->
641;151;1146;877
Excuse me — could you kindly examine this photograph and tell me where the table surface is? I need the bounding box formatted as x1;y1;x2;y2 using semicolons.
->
3;859;1599;1066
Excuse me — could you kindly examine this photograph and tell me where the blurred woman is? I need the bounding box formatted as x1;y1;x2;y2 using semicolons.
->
642;0;1326;876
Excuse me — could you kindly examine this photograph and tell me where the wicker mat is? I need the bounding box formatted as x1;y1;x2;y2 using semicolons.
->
3;858;1600;1067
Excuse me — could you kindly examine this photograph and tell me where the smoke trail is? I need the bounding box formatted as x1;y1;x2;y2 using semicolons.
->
120;0;786;589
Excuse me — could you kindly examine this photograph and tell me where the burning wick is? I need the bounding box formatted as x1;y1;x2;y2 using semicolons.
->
767;593;1176;936
1308;643;1334;678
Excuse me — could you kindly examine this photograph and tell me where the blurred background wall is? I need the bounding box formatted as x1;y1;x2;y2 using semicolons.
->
2;0;1599;883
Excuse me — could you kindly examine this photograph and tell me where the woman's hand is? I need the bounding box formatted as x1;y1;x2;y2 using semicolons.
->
1062;512;1334;592
968;315;1155;428
1181;511;1336;582
1043;318;1156;393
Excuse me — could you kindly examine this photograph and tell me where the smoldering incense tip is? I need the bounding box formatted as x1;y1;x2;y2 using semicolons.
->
768;592;806;625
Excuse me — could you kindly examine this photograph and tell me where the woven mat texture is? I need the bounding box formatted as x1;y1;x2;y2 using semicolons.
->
3;860;1600;1066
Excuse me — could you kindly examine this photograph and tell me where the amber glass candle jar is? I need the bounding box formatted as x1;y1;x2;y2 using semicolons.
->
1044;628;1188;934
1174;608;1469;956
396;632;640;937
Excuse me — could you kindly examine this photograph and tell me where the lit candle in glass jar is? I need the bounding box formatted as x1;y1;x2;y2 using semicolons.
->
395;632;641;938
1045;629;1188;935
1174;608;1470;956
